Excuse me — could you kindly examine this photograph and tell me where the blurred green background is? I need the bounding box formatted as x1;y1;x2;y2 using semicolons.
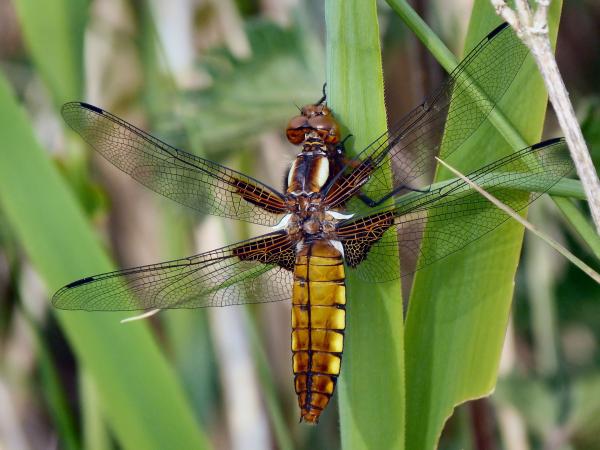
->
0;0;599;449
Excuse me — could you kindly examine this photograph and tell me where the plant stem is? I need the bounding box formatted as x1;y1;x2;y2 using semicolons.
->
437;157;600;284
491;0;600;234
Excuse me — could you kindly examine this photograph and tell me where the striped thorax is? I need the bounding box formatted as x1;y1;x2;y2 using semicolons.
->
286;142;330;196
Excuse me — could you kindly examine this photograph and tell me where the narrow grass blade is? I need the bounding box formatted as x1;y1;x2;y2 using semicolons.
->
12;0;86;103
245;311;294;450
0;73;209;450
325;1;405;448
80;371;111;450
548;178;585;199
554;197;600;261
20;307;80;450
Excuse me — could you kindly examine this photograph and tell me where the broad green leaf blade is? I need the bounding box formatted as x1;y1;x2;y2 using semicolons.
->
12;0;86;103
325;1;404;448
403;1;563;449
0;73;209;450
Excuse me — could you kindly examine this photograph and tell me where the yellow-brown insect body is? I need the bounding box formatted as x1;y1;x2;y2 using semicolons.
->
291;239;345;423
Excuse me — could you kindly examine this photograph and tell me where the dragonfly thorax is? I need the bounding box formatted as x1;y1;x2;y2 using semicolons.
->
286;149;331;196
286;209;338;240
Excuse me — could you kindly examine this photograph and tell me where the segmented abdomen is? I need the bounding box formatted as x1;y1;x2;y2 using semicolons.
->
291;239;345;423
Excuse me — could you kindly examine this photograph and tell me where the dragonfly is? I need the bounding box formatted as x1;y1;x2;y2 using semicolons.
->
53;22;573;424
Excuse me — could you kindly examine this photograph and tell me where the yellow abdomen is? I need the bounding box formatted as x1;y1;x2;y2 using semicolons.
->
291;239;345;423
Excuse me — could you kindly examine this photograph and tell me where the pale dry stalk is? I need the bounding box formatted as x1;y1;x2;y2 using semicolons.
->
491;0;600;234
436;156;600;284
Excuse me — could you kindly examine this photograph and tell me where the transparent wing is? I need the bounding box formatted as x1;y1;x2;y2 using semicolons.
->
52;231;296;311
336;139;573;282
325;23;529;212
62;102;288;226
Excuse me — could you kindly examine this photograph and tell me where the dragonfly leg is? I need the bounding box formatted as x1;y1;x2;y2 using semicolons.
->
356;192;378;207
357;184;432;208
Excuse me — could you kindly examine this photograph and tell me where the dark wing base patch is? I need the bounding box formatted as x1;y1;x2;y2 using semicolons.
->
337;212;395;268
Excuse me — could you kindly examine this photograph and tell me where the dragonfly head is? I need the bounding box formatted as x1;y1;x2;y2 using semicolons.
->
286;103;341;145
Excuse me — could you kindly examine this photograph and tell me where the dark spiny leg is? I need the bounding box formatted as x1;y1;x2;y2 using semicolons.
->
356;192;378;207
339;134;353;148
357;184;432;208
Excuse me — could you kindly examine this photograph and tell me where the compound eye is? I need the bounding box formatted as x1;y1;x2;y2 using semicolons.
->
308;114;330;130
308;115;341;144
286;115;309;144
286;128;305;144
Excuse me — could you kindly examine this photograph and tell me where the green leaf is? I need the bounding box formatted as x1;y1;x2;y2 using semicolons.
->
12;0;86;103
325;1;405;449
402;1;563;449
0;73;209;450
80;371;112;450
22;309;80;450
570;374;600;449
246;311;295;450
554;197;600;261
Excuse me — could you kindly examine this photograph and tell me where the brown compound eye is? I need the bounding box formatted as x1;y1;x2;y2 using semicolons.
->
286;115;309;144
286;128;306;144
308;115;341;144
287;103;340;144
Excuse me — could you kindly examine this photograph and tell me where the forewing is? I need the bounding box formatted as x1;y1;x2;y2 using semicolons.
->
337;139;573;282
52;231;296;311
62;102;287;226
326;23;528;212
